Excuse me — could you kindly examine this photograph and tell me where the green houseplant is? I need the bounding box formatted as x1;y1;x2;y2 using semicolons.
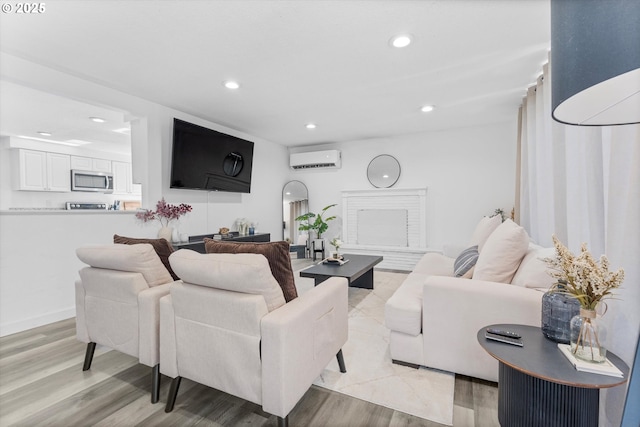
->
295;204;337;239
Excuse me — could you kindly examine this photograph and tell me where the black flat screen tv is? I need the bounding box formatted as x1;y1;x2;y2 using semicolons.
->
170;118;254;193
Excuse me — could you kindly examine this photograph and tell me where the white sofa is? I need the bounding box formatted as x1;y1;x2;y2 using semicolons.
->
384;218;555;382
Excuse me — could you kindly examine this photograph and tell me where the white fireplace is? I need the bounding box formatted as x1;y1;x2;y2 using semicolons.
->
341;188;434;270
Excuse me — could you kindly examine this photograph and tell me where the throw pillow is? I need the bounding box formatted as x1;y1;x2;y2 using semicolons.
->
113;234;179;281
473;219;530;284
77;243;173;287
169;250;286;312
203;239;298;302
453;245;479;277
469;215;502;252
511;244;556;289
462;266;475;279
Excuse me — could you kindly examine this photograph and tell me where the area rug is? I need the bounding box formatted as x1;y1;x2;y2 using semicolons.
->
294;267;455;426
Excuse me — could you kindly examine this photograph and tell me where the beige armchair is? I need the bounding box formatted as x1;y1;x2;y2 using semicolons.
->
75;244;176;403
160;249;348;426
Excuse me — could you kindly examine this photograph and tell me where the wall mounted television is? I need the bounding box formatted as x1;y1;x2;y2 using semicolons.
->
170;118;254;193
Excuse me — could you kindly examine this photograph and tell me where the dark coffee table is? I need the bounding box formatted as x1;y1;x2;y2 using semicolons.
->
299;253;383;289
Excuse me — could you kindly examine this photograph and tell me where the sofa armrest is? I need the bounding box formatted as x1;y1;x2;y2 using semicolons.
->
138;282;174;367
159;294;178;378
261;277;348;418
75;279;89;343
422;276;543;382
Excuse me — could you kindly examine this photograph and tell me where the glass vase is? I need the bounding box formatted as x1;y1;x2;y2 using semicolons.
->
541;285;580;343
570;308;607;363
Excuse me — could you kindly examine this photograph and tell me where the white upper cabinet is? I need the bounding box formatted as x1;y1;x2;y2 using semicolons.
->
71;156;112;172
93;158;112;172
112;161;140;195
70;156;91;170
16;149;71;192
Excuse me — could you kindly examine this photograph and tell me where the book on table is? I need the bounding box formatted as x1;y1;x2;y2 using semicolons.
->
322;257;349;266
557;344;624;378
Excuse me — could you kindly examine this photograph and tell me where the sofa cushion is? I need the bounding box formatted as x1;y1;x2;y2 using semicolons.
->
454;245;479;277
473;219;529;284
169;249;286;312
511;244;556;289
203;239;298;302
385;273;429;336
412;252;456;276
469;215;502;251
113;234;179;281
76;243;173;287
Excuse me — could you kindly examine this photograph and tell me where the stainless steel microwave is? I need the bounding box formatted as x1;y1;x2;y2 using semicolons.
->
70;169;114;193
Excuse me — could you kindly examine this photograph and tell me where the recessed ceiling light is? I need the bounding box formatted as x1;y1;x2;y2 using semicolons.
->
38;131;52;136
224;80;240;89
305;123;317;129
421;105;435;113
90;117;106;123
390;34;412;48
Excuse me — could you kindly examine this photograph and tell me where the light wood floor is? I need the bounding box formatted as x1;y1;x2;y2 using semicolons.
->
0;318;499;426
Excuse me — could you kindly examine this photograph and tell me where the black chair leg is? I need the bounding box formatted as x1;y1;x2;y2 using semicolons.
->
165;376;182;413
277;415;289;427
82;342;96;371
151;364;160;404
336;349;346;373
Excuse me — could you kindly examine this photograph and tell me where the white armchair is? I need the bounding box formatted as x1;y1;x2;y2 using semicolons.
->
75;244;176;403
160;249;348;426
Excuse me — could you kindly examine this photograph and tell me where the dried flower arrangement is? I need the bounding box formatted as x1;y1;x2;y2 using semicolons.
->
544;235;624;310
545;235;625;361
135;198;192;228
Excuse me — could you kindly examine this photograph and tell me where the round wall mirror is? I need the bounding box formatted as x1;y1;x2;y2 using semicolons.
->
282;180;309;242
367;155;401;188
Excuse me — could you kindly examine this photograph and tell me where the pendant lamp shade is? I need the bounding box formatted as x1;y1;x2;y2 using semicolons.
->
551;0;640;126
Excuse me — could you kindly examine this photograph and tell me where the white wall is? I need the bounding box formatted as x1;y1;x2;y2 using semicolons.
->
0;53;290;237
0;211;138;335
287;122;518;250
0;54;290;335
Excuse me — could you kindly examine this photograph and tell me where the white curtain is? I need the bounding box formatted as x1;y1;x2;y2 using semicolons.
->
518;57;640;426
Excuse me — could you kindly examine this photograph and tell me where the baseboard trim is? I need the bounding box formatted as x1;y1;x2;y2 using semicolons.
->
392;359;421;369
0;307;75;337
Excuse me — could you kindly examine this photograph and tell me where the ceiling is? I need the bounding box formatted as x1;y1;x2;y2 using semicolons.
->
0;1;551;151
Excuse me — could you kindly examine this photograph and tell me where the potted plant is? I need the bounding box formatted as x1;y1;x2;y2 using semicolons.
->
295;204;337;254
295;204;337;239
330;236;343;259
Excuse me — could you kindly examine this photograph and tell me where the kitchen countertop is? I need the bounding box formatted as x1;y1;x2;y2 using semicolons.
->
1;209;137;215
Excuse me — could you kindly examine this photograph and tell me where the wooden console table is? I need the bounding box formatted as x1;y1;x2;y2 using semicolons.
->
173;232;270;253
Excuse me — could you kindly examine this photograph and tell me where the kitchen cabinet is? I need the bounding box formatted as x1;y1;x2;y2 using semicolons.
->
112;161;140;195
16;149;71;192
71;156;112;172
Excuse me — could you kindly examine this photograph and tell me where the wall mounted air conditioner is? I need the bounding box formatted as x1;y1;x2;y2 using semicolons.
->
290;150;341;170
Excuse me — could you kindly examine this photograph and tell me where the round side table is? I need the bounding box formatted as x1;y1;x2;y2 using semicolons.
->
478;324;629;427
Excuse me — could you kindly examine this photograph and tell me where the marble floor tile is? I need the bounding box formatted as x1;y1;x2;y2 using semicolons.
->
300;268;455;426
